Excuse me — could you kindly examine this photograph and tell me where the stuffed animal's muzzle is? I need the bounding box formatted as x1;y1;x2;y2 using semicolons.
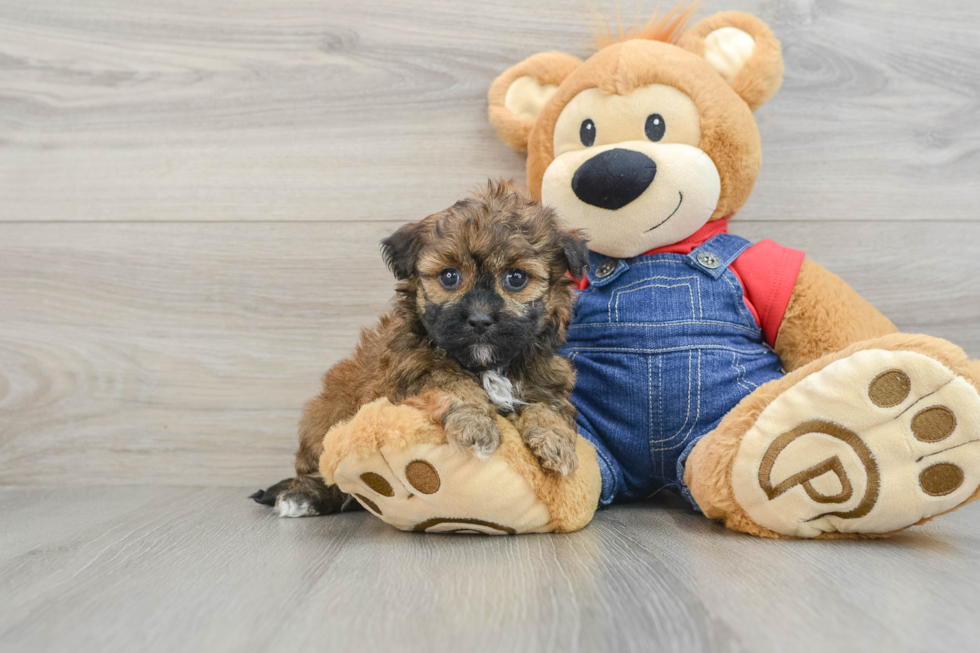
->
542;141;722;258
571;148;657;211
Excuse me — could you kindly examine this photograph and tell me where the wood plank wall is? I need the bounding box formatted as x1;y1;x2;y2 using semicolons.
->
2;0;978;486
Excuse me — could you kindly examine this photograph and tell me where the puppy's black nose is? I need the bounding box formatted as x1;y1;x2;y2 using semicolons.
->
467;312;494;333
571;148;657;210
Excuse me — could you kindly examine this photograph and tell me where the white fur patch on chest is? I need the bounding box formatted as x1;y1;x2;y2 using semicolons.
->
481;369;527;413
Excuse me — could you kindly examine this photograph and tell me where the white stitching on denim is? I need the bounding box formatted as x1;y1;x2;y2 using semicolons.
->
593;442;613;472
731;352;751;394
589;267;758;332
577;414;618;496
696;275;704;319
612;282;696;322
629;259;695;268
737;354;758;389
731;352;745;393
652;349;702;452
565;345;772;355
691;236;752;273
647;356;656;478
630;240;750;273
651;350;692;447
676;350;693;446
590;441;618;499
658;355;664;465
605;275;700;322
694;349;702;445
722;272;756;329
609;273;699;288
568;320;761;335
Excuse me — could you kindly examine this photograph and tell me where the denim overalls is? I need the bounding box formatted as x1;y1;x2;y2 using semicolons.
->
561;234;786;507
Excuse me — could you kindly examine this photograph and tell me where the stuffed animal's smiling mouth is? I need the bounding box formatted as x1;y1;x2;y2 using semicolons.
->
645;192;683;232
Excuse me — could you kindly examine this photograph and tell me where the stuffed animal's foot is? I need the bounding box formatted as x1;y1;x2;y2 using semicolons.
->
250;474;355;518
331;441;544;533
728;348;980;538
318;398;602;534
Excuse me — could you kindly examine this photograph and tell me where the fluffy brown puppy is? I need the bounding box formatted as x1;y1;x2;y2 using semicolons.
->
252;180;590;517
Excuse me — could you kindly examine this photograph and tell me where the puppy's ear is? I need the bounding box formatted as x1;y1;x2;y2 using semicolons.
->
557;229;590;280
380;221;427;280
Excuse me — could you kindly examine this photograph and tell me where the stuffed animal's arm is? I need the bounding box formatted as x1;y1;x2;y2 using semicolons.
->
773;258;898;372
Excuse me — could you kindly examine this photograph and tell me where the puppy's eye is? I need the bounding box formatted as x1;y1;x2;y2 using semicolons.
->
502;269;529;292
438;268;461;290
645;113;665;142
580;119;596;147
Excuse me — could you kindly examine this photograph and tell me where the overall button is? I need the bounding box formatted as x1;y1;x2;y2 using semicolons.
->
697;251;721;269
595;260;617;278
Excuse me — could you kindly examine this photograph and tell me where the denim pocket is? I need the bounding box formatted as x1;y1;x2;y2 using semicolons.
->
649;351;703;479
608;274;702;325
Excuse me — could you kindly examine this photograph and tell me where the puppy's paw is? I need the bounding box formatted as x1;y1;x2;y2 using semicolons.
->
251;475;355;518
275;492;321;518
524;427;579;476
443;407;502;458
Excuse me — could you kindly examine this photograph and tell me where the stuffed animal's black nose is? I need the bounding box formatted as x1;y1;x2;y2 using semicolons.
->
571;148;657;210
467;312;494;333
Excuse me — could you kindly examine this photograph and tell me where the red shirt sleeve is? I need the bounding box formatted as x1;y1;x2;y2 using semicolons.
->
730;240;805;348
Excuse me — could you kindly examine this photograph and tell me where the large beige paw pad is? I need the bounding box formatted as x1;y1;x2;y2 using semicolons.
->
732;350;980;537
333;442;550;534
321;399;602;534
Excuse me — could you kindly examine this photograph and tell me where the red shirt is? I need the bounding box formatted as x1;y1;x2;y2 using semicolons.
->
574;219;804;348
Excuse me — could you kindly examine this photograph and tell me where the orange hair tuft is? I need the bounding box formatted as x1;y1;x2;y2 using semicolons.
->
589;2;699;50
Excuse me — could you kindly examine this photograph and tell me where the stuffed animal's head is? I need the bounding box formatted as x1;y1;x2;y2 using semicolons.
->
488;8;783;258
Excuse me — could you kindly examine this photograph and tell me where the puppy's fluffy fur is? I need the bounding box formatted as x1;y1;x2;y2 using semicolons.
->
252;181;589;516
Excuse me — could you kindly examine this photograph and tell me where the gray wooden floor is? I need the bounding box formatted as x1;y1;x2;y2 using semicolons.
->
2;0;980;651
3;486;980;653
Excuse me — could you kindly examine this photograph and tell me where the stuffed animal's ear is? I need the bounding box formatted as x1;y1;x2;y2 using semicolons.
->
380;221;428;280
679;11;784;111
488;52;582;152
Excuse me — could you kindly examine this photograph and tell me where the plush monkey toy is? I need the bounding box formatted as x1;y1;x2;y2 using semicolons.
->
322;7;980;538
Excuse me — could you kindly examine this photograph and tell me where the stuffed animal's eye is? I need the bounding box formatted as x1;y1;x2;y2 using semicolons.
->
580;119;596;147
502;269;529;292
439;268;461;290
645;113;665;142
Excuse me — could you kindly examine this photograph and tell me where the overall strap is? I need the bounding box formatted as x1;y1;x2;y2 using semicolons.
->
585;250;630;287
686;233;752;280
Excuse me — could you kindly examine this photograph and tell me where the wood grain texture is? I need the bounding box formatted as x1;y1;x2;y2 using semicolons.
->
0;486;978;653
1;221;978;486
0;221;394;486
3;2;979;651
1;0;979;222
2;0;978;485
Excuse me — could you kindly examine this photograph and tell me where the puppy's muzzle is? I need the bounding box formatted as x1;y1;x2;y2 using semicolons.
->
571;148;657;210
466;312;495;335
461;289;501;337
